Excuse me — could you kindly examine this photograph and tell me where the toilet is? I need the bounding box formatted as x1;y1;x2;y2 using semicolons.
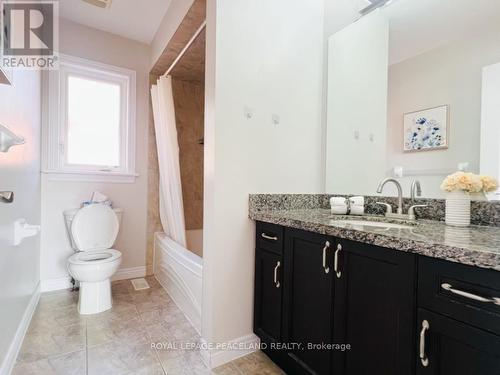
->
64;204;123;315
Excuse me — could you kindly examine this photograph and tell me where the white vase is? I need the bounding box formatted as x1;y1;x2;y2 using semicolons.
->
445;191;471;227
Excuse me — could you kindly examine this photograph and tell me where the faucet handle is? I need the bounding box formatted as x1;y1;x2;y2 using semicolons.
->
375;202;392;215
409;204;428;220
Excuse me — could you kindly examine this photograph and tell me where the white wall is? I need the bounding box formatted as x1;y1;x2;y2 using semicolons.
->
0;71;41;373
40;19;151;289
326;11;389;195
387;28;500;198
202;0;326;366
480;61;500;200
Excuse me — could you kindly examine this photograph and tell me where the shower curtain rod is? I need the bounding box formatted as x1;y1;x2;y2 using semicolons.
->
163;20;207;77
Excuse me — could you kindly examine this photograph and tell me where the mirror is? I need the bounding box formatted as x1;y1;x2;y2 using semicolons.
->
325;0;500;200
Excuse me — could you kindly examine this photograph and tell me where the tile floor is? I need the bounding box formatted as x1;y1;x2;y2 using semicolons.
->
12;276;284;375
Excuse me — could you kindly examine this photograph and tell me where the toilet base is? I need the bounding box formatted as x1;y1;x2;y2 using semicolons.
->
78;279;112;315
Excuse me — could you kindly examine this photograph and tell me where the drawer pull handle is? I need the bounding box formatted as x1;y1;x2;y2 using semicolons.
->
274;261;281;288
441;283;500;305
322;241;330;274
334;243;342;278
419;320;430;367
261;233;278;241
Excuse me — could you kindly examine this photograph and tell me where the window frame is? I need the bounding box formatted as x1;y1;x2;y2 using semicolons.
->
42;54;137;183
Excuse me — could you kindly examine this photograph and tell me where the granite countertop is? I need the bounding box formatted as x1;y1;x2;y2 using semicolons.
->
249;208;500;272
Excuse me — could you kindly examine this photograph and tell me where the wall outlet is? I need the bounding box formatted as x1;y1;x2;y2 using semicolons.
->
393;166;403;178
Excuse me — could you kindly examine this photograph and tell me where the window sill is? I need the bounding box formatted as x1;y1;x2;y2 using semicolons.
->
41;170;138;183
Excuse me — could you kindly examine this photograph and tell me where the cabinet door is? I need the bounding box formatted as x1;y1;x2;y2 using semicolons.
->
283;228;335;375
416;309;500;375
334;240;416;375
254;248;283;344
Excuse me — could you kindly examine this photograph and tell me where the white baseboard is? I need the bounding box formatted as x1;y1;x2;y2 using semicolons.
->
41;266;147;292
0;282;40;375
112;266;147;281
200;333;260;369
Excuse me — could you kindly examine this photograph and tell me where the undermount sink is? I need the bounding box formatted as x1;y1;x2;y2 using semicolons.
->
334;220;412;230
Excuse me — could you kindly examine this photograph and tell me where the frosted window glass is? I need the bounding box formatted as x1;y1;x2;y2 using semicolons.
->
66;76;121;167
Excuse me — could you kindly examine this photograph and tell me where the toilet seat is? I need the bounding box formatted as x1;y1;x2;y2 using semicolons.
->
68;249;121;265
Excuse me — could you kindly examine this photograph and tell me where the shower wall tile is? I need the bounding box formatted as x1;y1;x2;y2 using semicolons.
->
172;78;204;232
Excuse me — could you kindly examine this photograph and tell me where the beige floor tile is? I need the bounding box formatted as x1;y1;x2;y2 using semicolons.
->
37;291;78;310
137;304;184;327
13;350;86;375
158;350;212;375
85;304;139;327
31;304;85;331
132;292;173;313
17;323;86;363
87;337;163;375
13;279;286;375
87;316;149;347
212;362;242;375
232;352;284;375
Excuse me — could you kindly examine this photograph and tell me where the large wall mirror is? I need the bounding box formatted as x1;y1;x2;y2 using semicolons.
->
325;0;500;200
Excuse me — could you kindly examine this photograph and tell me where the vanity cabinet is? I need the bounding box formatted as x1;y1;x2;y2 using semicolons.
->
254;222;284;346
416;257;500;374
333;240;416;375
416;309;500;375
254;223;416;375
254;222;500;375
282;228;336;375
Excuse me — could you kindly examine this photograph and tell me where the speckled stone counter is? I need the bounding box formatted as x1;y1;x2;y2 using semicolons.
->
249;208;500;272
249;193;500;226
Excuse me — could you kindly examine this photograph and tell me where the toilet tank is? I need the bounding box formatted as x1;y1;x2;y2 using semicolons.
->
64;207;123;251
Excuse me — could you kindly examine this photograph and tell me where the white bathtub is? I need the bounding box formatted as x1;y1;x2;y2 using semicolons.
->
154;232;203;333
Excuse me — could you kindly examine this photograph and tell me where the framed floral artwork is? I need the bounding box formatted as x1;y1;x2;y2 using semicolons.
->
403;105;449;152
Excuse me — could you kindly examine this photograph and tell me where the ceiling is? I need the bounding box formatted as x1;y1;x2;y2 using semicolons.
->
59;0;173;44
385;0;500;65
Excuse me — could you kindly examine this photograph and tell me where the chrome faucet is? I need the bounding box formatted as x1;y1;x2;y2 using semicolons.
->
376;178;403;215
411;180;422;201
376;179;428;221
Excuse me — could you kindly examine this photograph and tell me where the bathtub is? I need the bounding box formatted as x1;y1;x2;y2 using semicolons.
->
154;232;203;333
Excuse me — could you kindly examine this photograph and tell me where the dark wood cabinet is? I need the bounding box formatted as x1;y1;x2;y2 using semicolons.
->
253;222;500;375
254;248;283;344
254;222;284;346
333;240;416;375
416;309;500;375
282;228;335;375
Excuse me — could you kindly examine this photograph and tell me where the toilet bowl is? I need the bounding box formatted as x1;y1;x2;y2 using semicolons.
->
65;204;123;315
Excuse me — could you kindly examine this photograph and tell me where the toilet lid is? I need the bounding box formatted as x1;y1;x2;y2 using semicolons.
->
71;204;119;251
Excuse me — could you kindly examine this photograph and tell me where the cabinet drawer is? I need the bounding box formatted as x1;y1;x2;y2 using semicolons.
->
256;221;284;254
416;308;500;374
418;256;500;335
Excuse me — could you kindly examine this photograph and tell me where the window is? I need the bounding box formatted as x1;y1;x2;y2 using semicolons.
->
43;54;136;182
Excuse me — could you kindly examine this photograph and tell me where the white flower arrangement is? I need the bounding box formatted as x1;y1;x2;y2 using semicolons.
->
440;172;498;193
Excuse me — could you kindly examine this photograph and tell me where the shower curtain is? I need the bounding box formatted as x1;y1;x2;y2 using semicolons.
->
151;76;187;247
